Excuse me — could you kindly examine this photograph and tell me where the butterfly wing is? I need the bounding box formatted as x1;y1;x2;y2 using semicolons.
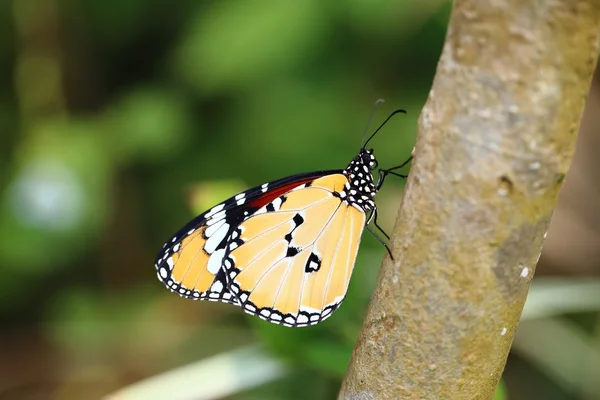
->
223;174;367;327
155;170;342;304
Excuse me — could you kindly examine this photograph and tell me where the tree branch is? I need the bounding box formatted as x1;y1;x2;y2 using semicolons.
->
339;1;600;399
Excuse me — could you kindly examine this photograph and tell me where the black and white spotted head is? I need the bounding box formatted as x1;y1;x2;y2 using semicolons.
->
341;148;378;212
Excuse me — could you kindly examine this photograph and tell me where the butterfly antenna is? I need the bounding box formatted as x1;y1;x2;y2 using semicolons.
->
362;109;407;149
360;99;386;148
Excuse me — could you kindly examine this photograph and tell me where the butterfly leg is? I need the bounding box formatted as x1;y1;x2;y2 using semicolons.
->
366;224;394;260
366;207;394;259
371;208;391;240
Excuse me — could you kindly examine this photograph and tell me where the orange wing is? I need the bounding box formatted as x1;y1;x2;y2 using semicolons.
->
223;174;367;327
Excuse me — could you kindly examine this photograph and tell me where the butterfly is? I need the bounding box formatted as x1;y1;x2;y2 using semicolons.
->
155;101;412;327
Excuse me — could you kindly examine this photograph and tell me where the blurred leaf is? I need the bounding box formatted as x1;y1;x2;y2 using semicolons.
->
173;0;327;92
513;317;600;399
334;0;441;38
239;369;332;400
104;345;288;400
224;78;366;176
251;314;355;377
104;87;193;162
521;278;600;321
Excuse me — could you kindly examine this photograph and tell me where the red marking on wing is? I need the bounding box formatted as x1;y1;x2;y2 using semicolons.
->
248;176;322;209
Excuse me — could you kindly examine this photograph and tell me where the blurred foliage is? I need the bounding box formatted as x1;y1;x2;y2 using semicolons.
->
1;0;599;399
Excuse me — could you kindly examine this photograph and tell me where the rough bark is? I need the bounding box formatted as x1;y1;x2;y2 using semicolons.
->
339;1;600;399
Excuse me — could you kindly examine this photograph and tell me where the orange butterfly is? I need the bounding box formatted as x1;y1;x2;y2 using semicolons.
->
155;101;412;327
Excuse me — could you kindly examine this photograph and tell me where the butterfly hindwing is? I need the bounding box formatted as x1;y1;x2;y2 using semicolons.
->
223;174;367;327
155;170;341;304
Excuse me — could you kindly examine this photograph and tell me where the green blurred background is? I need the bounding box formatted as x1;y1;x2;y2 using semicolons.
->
1;1;599;399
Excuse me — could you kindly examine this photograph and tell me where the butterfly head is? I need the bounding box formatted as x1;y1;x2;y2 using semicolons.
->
362;148;378;170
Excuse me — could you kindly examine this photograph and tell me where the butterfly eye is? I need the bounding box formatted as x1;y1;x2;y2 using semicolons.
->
369;159;378;170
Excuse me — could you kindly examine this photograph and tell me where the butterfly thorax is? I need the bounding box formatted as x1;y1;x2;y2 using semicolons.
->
341;149;377;212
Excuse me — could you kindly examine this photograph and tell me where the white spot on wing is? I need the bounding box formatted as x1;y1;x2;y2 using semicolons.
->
205;219;226;237
206;210;226;225
210;280;224;293
207;248;226;274
297;314;309;323
205;203;225;218
204;223;229;253
271;197;282;210
260;309;271;317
